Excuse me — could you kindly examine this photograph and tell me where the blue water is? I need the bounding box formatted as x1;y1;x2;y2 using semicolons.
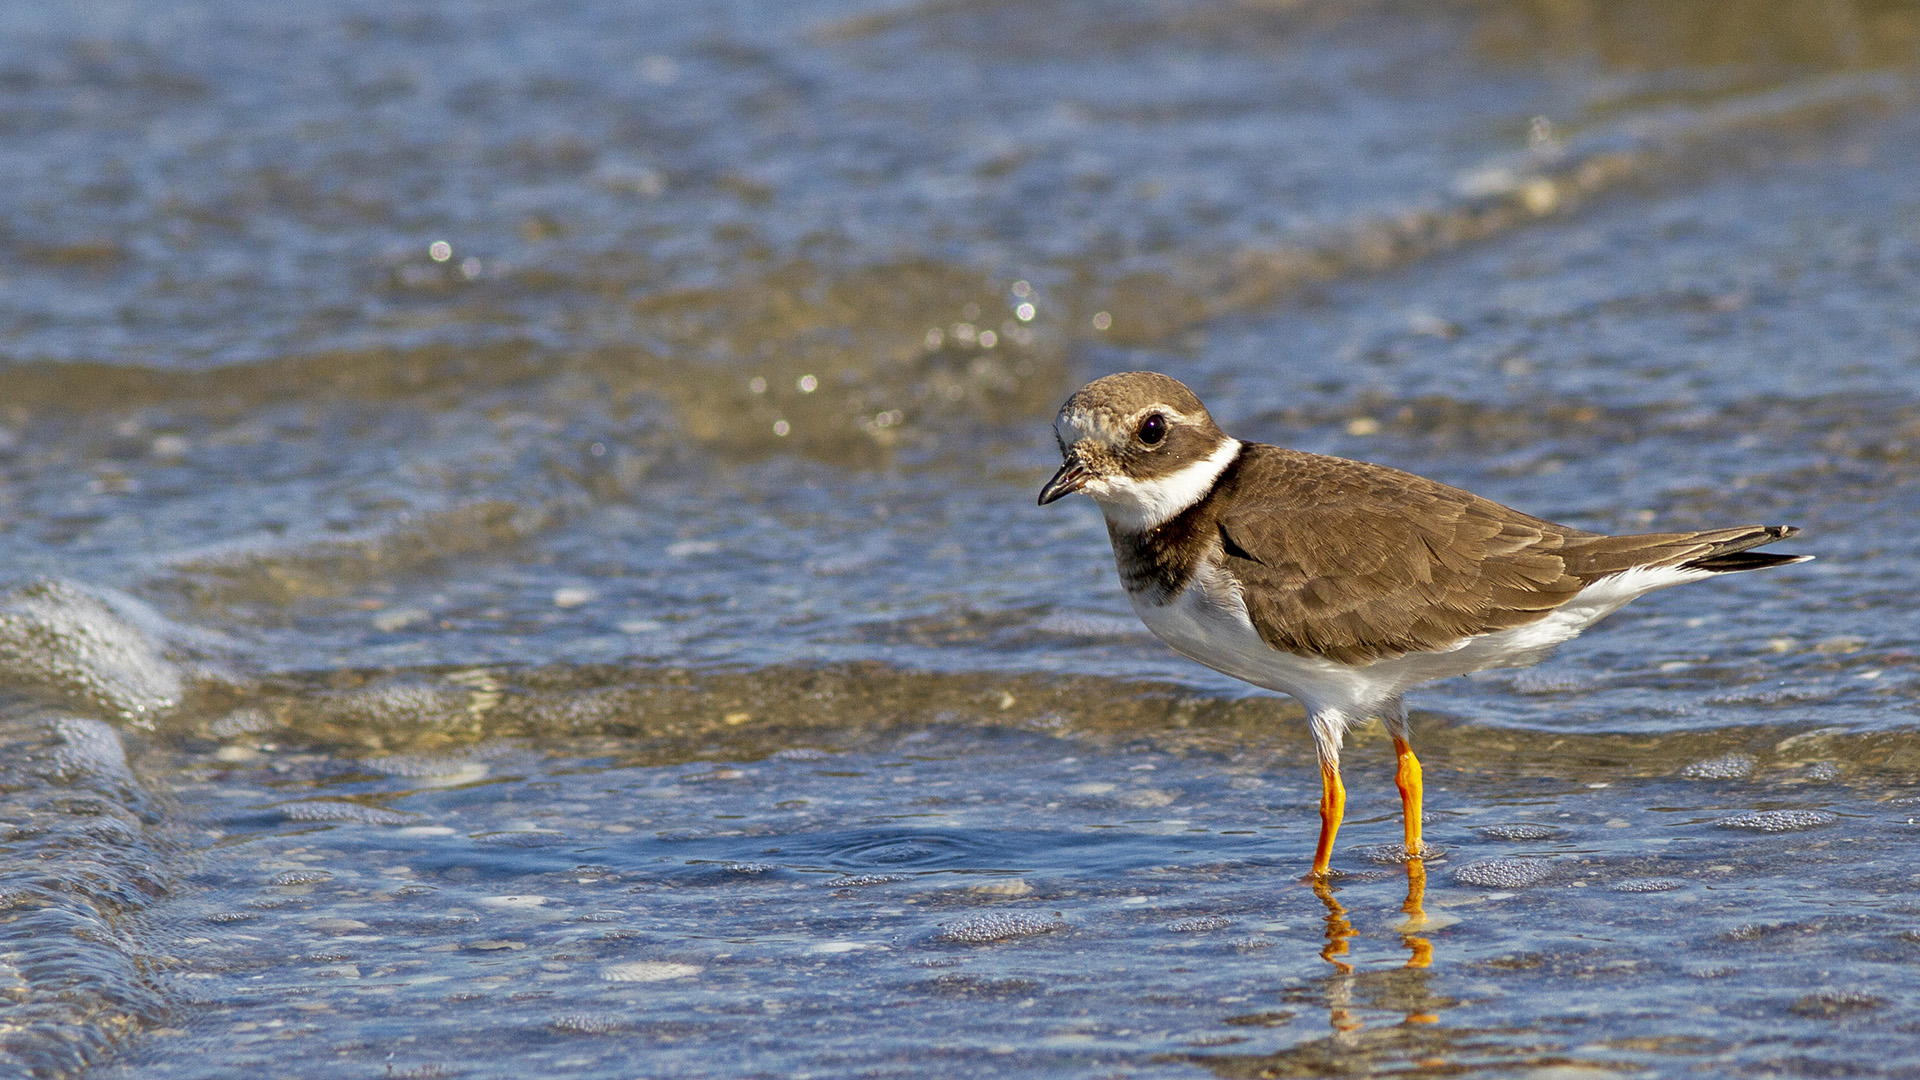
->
1;1;1917;1076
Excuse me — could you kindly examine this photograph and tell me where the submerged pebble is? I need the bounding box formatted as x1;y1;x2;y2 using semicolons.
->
1715;810;1838;832
932;912;1066;944
1681;753;1757;780
1453;858;1553;888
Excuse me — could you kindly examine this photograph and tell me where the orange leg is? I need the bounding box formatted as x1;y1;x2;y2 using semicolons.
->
1311;759;1347;878
1392;737;1424;857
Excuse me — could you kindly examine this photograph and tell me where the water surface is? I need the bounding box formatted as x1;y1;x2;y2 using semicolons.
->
2;1;1918;1076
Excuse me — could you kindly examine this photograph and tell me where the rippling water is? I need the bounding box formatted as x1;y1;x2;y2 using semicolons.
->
3;1;1919;1076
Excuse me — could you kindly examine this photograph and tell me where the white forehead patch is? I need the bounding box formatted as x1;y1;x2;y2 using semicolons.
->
1057;405;1198;445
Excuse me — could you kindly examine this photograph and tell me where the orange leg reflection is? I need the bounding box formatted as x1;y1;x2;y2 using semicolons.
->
1401;858;1441;1024
1401;857;1434;970
1312;879;1362;1032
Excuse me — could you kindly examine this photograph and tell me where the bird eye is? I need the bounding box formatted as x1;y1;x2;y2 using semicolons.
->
1138;414;1166;445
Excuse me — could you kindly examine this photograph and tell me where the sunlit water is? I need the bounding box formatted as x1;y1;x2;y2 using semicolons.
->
2;1;1918;1076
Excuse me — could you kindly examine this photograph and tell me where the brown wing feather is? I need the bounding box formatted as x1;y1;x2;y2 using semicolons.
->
1212;448;1810;665
1211;446;1588;664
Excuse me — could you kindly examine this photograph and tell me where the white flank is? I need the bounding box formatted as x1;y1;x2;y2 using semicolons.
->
1130;560;1715;728
1087;438;1241;532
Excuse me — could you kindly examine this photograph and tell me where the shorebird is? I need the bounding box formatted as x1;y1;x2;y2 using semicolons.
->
1038;371;1809;877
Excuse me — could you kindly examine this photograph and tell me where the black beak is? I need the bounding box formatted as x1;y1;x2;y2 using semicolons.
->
1037;458;1092;505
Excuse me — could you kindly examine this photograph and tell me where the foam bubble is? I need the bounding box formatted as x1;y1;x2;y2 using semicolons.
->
1681;753;1757;780
1789;991;1886;1018
1478;823;1560;841
0;580;184;722
1349;842;1430;864
1165;916;1230;933
933;912;1066;944
827;874;907;887
1715;810;1837;832
270;870;332;886
1611;878;1683;893
278;801;414;825
48;716;133;786
601;961;702;982
549;1014;632;1035
1453;858;1553;888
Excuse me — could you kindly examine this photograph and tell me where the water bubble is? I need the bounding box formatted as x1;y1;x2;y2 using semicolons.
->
933;912;1066;944
428;241;451;262
601;961;701;983
550;1014;632;1035
49;716;133;785
636;55;679;85
1612;878;1683;893
1091;311;1112;330
827;874;906;888
773;420;790;437
978;330;997;348
797;374;818;393
278;801;413;826
1011;280;1032;298
1453;858;1553;888
1350;843;1427;864
0;579;185;722
1478;823;1560;841
1164;916;1229;933
475;831;570;848
1789;991;1887;1018
920;974;1045;999
1015;302;1035;321
748;376;767;393
477;895;548;909
270;870;331;886
1716;810;1837;832
372;606;430;632
359;751;487;779
1681;753;1757;780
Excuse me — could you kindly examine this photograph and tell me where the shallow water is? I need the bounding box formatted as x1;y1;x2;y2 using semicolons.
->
2;0;1919;1076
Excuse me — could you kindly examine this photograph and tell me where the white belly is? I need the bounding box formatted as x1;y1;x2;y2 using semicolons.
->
1129;562;1709;718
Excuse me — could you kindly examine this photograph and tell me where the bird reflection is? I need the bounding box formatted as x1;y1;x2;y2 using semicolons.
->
1311;858;1441;1034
